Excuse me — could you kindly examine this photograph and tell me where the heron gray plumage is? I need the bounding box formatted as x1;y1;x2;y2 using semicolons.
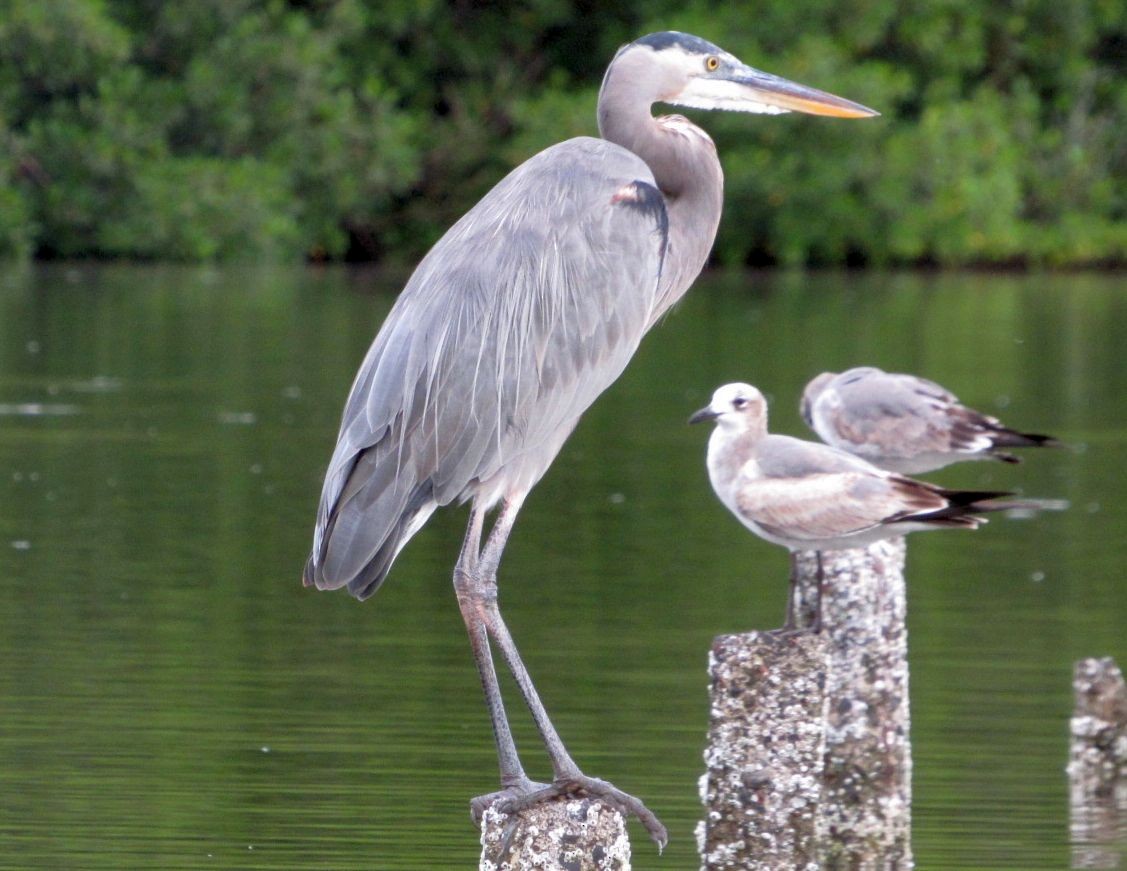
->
304;32;876;847
690;383;1013;628
801;366;1060;474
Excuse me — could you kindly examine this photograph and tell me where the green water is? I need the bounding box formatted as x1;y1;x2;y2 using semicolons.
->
1;264;1123;869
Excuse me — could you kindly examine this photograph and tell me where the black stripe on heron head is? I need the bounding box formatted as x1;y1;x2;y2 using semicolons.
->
634;31;722;57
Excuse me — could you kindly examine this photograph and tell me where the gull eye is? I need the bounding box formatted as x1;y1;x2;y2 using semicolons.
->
732;397;747;409
705;55;720;72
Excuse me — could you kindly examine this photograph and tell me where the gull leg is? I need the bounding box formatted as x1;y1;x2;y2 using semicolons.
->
813;551;826;634
783;552;800;631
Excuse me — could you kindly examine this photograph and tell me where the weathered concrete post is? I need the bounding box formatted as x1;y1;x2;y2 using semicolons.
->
480;798;631;870
697;630;829;870
1068;656;1127;870
793;538;913;869
699;537;913;870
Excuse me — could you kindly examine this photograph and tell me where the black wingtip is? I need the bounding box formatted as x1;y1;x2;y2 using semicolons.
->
992;429;1062;450
937;488;1014;507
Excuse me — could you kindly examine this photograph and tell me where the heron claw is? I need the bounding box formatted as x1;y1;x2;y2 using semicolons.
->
472;774;668;851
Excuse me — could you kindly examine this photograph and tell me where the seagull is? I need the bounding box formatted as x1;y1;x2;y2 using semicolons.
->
801;366;1060;474
690;383;1014;628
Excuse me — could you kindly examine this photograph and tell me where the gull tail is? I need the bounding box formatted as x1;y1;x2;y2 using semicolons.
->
895;488;1013;528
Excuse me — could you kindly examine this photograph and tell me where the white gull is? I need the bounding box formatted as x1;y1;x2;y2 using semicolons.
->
801;366;1059;474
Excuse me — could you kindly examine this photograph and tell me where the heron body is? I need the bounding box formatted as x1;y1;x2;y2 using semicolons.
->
305;32;876;847
307;138;670;599
801;366;1060;474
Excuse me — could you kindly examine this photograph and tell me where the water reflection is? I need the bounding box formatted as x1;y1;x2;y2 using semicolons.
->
1069;658;1127;870
0;265;1124;868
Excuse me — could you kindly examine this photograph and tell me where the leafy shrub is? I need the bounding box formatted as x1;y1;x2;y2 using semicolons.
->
0;0;1122;265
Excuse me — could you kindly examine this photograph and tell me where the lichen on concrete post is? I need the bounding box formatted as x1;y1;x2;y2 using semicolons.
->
1068;656;1127;869
792;538;913;869
697;629;829;870
479;797;631;870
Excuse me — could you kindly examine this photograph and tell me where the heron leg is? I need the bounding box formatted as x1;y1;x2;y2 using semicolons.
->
453;503;541;819
473;493;579;779
468;494;668;848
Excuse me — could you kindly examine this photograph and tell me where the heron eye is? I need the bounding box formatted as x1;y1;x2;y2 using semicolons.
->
705;56;720;72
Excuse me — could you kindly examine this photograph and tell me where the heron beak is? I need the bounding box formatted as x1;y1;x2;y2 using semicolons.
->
731;65;879;118
688;406;719;425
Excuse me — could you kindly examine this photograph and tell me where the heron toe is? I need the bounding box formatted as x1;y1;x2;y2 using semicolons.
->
469;776;552;825
479;772;668;850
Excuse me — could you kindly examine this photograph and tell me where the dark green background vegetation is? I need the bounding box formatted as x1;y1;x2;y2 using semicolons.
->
0;0;1123;265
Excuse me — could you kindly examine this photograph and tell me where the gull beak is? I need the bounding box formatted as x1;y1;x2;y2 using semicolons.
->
688;406;719;425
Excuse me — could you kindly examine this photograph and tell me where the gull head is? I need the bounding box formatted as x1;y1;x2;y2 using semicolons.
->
800;371;837;427
688;382;768;433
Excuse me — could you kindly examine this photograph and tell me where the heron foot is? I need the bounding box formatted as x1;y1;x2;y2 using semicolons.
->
470;776;550;826
473;773;668;851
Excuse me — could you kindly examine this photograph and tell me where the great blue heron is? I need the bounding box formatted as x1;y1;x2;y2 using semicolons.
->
801;366;1061;474
304;32;876;847
690;383;1013;628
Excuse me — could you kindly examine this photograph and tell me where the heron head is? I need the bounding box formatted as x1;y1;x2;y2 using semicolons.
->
800;371;837;426
689;382;769;433
609;31;878;119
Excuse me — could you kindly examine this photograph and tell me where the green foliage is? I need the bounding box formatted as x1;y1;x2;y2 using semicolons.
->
647;0;1126;266
0;0;1122;264
97;156;301;260
0;118;33;258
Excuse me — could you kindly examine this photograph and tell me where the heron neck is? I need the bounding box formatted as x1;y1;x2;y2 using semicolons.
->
598;89;723;314
601;93;721;192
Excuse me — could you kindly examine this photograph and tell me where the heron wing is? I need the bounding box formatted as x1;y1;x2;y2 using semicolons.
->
310;137;668;594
